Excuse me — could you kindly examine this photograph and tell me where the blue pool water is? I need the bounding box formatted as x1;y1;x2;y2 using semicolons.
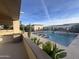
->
43;31;77;46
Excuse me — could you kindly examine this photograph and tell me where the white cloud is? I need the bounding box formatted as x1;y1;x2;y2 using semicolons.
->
33;17;79;26
20;11;24;14
47;17;79;25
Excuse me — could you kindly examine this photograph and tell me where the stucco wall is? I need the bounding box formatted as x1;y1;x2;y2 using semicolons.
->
13;20;21;34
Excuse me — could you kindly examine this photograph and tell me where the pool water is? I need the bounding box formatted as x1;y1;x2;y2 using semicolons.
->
43;31;77;46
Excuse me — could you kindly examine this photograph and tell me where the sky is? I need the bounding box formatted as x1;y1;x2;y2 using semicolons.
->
20;0;79;25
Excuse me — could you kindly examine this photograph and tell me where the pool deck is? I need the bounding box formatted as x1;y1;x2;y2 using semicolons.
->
0;41;29;59
64;34;79;59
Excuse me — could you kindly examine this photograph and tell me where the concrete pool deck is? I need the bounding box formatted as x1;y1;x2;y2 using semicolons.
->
64;34;79;59
31;33;79;59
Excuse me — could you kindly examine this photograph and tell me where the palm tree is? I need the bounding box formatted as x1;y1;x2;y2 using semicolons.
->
20;21;25;32
42;41;67;59
27;24;31;38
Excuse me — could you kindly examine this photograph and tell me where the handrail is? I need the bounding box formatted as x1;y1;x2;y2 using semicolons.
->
23;33;52;59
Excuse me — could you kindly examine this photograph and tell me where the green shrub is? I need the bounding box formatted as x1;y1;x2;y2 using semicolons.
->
31;37;42;46
42;42;67;59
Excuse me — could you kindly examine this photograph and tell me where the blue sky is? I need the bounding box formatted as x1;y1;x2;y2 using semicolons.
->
20;0;79;25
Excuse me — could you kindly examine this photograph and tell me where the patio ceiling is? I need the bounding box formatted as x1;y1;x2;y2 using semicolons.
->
0;0;21;20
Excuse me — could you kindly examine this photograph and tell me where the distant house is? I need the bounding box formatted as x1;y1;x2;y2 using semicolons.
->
32;24;43;31
53;25;72;30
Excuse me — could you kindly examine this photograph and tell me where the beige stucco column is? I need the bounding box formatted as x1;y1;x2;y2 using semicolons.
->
13;20;20;34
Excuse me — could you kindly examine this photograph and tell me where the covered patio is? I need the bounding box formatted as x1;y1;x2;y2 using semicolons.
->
0;0;21;36
0;0;51;59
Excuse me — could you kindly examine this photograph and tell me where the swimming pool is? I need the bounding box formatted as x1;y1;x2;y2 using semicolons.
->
42;31;77;46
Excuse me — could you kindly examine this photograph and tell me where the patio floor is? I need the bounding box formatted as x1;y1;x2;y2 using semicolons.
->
0;41;29;59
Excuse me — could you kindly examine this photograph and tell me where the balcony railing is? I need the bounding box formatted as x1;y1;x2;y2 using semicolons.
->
23;33;52;59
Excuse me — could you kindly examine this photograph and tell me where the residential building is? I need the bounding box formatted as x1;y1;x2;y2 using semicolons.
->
32;24;44;31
